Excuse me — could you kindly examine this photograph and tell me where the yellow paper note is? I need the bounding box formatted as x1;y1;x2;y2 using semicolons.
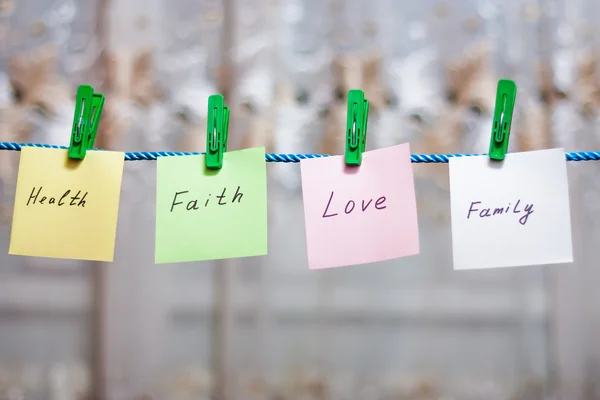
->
9;147;125;261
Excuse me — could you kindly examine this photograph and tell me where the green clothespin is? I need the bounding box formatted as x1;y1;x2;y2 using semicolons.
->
205;94;230;169
68;85;105;160
345;89;369;166
489;79;517;161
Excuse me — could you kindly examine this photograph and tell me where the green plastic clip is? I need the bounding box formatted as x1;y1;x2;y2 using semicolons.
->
68;85;105;160
205;94;230;170
489;79;517;161
345;89;369;166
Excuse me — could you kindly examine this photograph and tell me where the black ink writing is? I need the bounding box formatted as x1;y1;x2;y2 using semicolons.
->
171;191;188;212
26;187;87;207
170;186;244;212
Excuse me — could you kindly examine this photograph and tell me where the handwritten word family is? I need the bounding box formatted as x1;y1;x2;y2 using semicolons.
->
449;148;572;270
467;200;534;225
9;145;574;271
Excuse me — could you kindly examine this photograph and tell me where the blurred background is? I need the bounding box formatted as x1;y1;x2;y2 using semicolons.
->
1;0;600;398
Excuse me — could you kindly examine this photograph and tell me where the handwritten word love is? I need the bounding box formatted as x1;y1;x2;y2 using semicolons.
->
170;186;244;212
27;187;88;207
467;200;534;226
322;191;387;218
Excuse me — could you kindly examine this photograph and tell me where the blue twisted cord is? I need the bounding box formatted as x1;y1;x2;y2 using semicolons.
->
3;142;600;163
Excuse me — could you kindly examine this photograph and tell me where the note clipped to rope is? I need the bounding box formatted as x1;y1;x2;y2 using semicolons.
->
449;148;573;270
300;144;420;269
9;147;125;261
155;147;268;263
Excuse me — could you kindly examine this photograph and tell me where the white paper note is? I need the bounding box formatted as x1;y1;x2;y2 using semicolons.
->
449;148;573;270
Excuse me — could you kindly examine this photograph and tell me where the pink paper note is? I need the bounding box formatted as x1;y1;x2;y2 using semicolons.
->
300;143;420;269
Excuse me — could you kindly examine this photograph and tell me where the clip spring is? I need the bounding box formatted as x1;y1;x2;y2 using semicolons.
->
345;89;369;166
489;79;517;161
68;85;105;160
205;94;230;170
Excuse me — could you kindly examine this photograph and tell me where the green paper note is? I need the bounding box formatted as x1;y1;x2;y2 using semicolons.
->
155;147;268;263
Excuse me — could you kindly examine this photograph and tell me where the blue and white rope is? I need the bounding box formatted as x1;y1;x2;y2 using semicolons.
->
2;142;600;163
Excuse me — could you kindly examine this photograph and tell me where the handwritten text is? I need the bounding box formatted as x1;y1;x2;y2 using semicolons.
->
26;187;88;207
171;186;244;212
322;191;387;218
467;200;534;225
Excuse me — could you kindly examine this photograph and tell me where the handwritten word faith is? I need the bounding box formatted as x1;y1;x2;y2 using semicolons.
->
26;187;88;207
467;200;534;225
322;191;387;218
170;186;244;212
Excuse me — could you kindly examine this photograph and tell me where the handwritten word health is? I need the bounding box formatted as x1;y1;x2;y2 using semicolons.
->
467;200;534;225
27;187;88;207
